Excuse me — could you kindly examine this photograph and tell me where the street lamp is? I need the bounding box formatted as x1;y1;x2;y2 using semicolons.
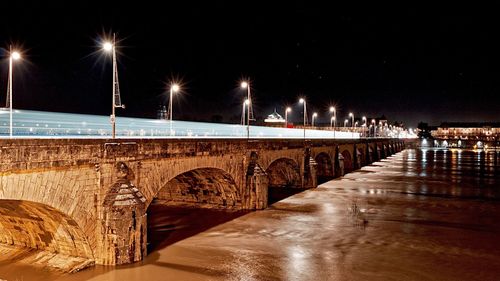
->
102;34;125;139
6;47;21;138
344;119;348;127
330;116;336;138
329;106;336;129
312;112;318;127
330;116;336;128
168;83;180;121
362;116;367;138
349;112;354;129
285;107;291;128
241;99;249;125
299;98;307;139
372;119;376;137
241;81;253;139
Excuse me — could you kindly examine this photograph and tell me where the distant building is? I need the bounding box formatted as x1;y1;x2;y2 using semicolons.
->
432;122;500;140
157;105;167;120
431;122;500;148
264;109;285;127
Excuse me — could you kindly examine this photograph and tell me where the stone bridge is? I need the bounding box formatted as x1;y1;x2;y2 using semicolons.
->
0;138;407;271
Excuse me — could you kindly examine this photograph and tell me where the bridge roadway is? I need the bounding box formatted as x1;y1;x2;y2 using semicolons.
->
0;108;359;139
0;133;409;273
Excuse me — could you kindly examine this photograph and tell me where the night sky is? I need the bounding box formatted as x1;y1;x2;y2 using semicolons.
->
1;3;499;127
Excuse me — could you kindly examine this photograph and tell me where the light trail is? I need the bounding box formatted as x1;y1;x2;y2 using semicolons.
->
0;108;362;139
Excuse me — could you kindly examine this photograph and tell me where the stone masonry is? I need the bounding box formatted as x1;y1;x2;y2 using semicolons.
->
0;138;410;270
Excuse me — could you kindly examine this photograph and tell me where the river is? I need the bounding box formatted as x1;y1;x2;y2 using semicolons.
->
1;148;500;281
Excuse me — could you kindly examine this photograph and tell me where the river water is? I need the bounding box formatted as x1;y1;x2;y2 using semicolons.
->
1;148;500;281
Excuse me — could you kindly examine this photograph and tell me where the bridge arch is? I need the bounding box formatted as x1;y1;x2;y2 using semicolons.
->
265;158;301;188
151;167;242;209
341;150;353;173
314;152;334;184
0;199;94;271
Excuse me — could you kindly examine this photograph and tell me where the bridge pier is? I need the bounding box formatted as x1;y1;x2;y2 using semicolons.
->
246;152;269;210
303;148;318;188
365;143;373;164
97;163;147;265
335;145;345;177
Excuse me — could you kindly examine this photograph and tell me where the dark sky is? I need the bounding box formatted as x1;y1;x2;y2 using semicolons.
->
1;3;499;127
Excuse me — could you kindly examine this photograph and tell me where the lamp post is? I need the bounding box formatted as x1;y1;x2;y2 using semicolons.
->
312;112;318;127
6;47;21;138
241;81;253;139
103;34;125;139
241;99;249;126
331;116;336;138
349;112;354;129
344;119;348;128
299;98;307;139
285;107;291;128
372;119;376;137
168;83;180;121
329;106;336;129
362;116;367;138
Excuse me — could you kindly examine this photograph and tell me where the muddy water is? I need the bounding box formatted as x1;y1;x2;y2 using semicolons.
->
2;148;500;281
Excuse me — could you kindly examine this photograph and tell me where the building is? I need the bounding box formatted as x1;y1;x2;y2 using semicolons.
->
431;122;500;148
157;105;167;120
264;109;286;127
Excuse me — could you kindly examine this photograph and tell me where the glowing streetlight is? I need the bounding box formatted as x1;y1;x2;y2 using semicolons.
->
312;112;318;127
102;33;125;139
349;112;354;129
11;52;21;60
285;107;291;128
241;80;253;139
299;98;307;139
329;106;336;129
103;42;112;51
344;119;348;127
5;47;21;137
168;83;180;121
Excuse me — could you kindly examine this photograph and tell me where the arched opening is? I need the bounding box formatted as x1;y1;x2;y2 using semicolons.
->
0;200;94;272
342;150;353;173
266;158;302;205
147;168;246;253
154;168;241;208
315;152;334;184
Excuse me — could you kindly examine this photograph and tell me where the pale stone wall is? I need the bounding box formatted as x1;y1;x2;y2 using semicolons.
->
0;168;98;259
